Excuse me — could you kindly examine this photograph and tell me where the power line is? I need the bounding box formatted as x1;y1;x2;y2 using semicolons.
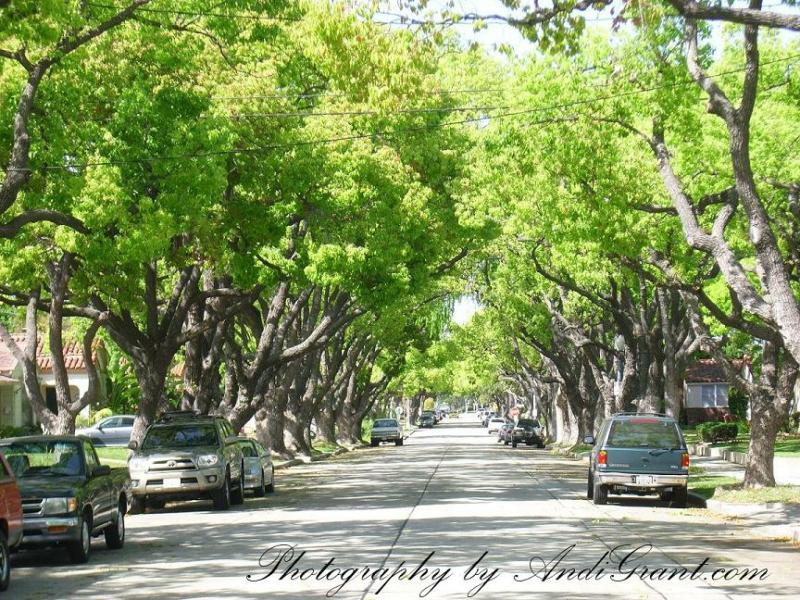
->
211;88;507;101
86;2;304;22
6;53;800;172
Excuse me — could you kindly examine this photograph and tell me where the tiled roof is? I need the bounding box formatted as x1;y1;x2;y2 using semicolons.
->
0;334;101;374
685;358;748;384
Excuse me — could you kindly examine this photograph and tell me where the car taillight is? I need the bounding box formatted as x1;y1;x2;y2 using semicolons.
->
682;453;690;468
597;450;608;466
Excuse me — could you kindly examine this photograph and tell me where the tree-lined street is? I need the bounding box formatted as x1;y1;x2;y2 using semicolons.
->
10;416;799;600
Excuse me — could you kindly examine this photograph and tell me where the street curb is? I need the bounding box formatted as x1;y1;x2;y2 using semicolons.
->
688;442;749;466
705;498;800;543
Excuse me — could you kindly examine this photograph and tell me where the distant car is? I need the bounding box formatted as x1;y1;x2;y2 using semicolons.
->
585;413;690;507
487;418;506;434
235;438;274;497
419;414;436;428
482;412;498;427
510;419;545;448
497;422;515;444
370;419;404;447
0;452;22;592
76;415;136;447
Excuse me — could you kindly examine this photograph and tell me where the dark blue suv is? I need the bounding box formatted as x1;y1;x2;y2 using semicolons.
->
585;413;690;507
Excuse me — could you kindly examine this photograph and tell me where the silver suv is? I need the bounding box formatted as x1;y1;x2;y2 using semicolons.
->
127;411;244;512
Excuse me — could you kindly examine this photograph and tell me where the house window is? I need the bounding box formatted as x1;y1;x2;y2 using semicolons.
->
701;384;729;408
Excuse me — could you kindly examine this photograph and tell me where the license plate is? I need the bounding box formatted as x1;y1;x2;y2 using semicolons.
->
634;475;656;485
164;478;181;488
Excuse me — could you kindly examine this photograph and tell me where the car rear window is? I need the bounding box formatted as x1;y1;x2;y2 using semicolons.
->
374;419;398;428
606;420;682;448
142;424;219;449
517;419;540;427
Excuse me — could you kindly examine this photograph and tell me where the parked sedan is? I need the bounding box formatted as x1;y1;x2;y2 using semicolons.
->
235;438;274;497
487;417;506;434
497;422;514;444
0;452;22;592
419;414;436;428
76;415;135;447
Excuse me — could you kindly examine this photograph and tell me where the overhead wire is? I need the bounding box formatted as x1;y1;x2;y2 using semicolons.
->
4;53;799;172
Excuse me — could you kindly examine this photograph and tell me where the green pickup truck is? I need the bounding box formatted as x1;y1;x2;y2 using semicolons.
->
0;435;130;564
585;413;690;508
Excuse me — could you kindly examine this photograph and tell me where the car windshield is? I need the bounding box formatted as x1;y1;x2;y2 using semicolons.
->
374;420;398;428
0;440;83;478
606;420;682;449
517;419;540;428
491;418;505;424
142;424;219;450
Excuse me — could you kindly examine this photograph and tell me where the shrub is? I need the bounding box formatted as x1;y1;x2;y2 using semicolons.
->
0;424;41;439
698;421;739;443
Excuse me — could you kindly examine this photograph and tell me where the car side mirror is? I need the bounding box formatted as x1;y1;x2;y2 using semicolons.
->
583;435;595;445
93;465;111;478
97;425;104;432
127;440;139;451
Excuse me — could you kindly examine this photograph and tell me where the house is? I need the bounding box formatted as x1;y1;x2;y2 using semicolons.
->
683;358;750;426
0;334;108;429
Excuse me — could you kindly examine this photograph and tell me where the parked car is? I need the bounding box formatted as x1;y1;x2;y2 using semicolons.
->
127;411;245;513
497;422;514;444
234;438;274;497
0;436;130;564
370;419;404;447
482;412;498;427
585;413;690;507
76;415;136;447
487;417;506;434
0;452;22;592
419;414;436;428
510;419;546;448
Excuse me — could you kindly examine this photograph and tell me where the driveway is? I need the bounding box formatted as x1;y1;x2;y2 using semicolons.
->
10;415;799;599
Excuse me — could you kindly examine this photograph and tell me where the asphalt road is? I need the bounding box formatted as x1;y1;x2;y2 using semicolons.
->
10;415;800;600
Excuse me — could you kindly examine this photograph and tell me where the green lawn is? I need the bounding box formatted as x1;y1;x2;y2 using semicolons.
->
689;473;740;500
688;466;800;503
725;437;800;456
713;485;800;505
95;447;129;465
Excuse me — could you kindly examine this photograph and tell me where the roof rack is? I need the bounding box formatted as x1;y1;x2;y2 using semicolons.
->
612;411;672;418
155;410;207;423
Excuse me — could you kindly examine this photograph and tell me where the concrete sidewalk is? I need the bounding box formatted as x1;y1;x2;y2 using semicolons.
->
690;455;800;544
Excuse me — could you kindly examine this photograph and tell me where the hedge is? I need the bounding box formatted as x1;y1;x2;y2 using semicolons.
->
697;421;739;444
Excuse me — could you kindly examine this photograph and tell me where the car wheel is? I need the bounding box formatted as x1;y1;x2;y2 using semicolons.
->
395;439;403;446
253;470;267;497
265;466;275;494
370;439;378;447
231;466;245;505
67;514;92;564
659;489;674;502
212;472;232;510
148;498;165;510
511;440;518;448
537;442;545;449
105;501;126;550
130;495;146;515
672;485;688;508
0;531;9;592
592;481;608;505
587;471;594;499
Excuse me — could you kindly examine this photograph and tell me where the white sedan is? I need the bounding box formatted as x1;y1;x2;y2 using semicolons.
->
487;418;507;434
